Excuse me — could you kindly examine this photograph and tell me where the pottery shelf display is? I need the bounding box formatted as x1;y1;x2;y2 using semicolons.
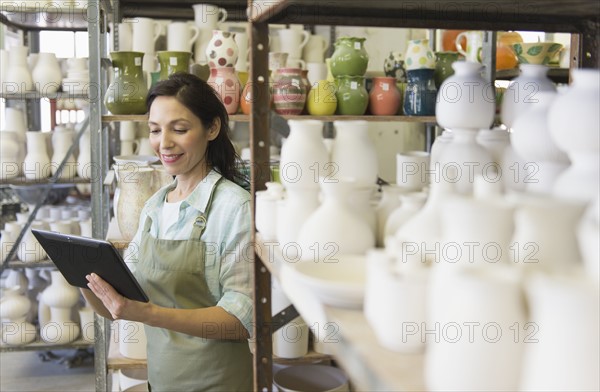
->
330;37;370;115
205;30;242;114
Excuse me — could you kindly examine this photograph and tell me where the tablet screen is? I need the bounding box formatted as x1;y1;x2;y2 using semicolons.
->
31;229;149;302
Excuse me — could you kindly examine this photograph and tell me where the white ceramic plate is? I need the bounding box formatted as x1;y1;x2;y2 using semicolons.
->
287;255;366;309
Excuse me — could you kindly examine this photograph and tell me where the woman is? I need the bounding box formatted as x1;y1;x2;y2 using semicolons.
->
83;73;253;391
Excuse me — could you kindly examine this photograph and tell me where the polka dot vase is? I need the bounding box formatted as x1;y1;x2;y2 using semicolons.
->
404;39;436;71
207;66;241;114
205;30;239;68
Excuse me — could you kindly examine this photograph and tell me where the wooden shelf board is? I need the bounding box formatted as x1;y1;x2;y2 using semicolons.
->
102;114;250;122
107;331;148;370
277;114;436;123
250;0;597;32
0;339;93;353
0;92;89;100
273;349;332;365
0;178;90;186
6;260;55;269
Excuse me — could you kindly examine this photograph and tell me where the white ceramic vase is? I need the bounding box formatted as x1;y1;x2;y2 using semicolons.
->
331;120;378;187
255;182;285;241
511;91;570;195
509;194;585;273
50;129;78;180
116;167;156;241
276;188;320;259
3;45;34;94
375;185;405;247
23;131;51;180
384;192;427;241
32;52;63;94
16;221;48;263
548;69;600;203
279;120;329;190
297;178;375;260
40;306;80;344
426;265;526;391
364;249;429;353
435;61;495;195
501;64;556;129
429;130;453;174
520;272;599;391
0;131;20;180
118;320;148;360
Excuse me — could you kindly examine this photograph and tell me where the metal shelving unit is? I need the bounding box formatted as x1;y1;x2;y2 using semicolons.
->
0;4;95;366
248;0;599;390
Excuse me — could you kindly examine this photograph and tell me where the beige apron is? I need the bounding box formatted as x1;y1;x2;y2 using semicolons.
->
133;178;253;391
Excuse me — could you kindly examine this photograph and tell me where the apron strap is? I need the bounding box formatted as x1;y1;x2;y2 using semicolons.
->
190;176;223;238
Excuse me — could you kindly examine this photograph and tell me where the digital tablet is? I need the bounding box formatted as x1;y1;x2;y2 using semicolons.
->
31;229;149;302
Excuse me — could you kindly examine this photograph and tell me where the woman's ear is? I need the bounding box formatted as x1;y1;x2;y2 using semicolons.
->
207;118;221;141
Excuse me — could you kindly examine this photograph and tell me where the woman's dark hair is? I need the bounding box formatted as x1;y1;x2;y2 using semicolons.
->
146;73;245;186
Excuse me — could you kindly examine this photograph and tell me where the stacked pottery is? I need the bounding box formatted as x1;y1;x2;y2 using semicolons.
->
330;37;369;115
50;127;78;180
192;3;228;64
39;270;81;344
131;17;162;76
1;287;36;346
511;91;570;195
23;131;51;180
403;39;437;116
205;30;241;114
435;61;495;195
501;64;556;130
548;69;599;203
276;120;328;256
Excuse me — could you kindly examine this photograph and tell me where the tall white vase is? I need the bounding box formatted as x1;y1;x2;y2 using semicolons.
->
548;69;600;203
501;64;556;129
435;61;495;195
426;265;526;391
0;131;20;179
297;178;375;260
276;188;320;260
279;120;329;190
32;52;63;94
16;221;48;263
331;120;378;187
23;131;51;180
520;272;599;391
0;287;36;346
3;45;34;94
375;185;405;247
119;320;148;360
511;91;569;194
50;129;78;179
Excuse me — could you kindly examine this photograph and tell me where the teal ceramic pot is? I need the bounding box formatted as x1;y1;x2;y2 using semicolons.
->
157;51;192;81
330;37;369;77
104;51;148;115
403;69;437;116
335;75;369;115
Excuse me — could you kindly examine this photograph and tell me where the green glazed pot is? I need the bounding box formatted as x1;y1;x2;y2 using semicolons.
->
434;51;460;89
330;37;369;77
157;51;192;81
335;75;369;115
104;51;148;115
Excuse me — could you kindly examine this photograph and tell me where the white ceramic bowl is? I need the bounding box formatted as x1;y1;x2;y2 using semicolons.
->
274;365;350;392
288;255;366;308
113;155;160;167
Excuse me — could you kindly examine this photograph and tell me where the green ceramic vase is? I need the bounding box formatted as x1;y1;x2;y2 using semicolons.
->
335;75;369;115
157;51;192;81
104;51;148;115
330;37;369;77
434;51;460;88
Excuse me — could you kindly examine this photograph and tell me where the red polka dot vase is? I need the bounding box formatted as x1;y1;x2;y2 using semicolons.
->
205;30;239;69
207;66;241;114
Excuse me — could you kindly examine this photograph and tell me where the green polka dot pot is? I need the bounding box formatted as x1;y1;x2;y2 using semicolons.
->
404;39;436;71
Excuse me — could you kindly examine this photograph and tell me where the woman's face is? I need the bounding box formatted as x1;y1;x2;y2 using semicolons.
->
148;96;219;179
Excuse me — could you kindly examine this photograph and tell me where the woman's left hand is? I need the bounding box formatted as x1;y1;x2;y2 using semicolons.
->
86;273;149;321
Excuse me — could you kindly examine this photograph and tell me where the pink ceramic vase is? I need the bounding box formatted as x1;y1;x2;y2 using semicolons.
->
207;66;241;115
369;76;401;115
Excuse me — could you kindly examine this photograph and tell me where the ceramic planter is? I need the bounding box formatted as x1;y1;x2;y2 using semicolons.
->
104;51;148;115
157;51;191;81
330;37;369;77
